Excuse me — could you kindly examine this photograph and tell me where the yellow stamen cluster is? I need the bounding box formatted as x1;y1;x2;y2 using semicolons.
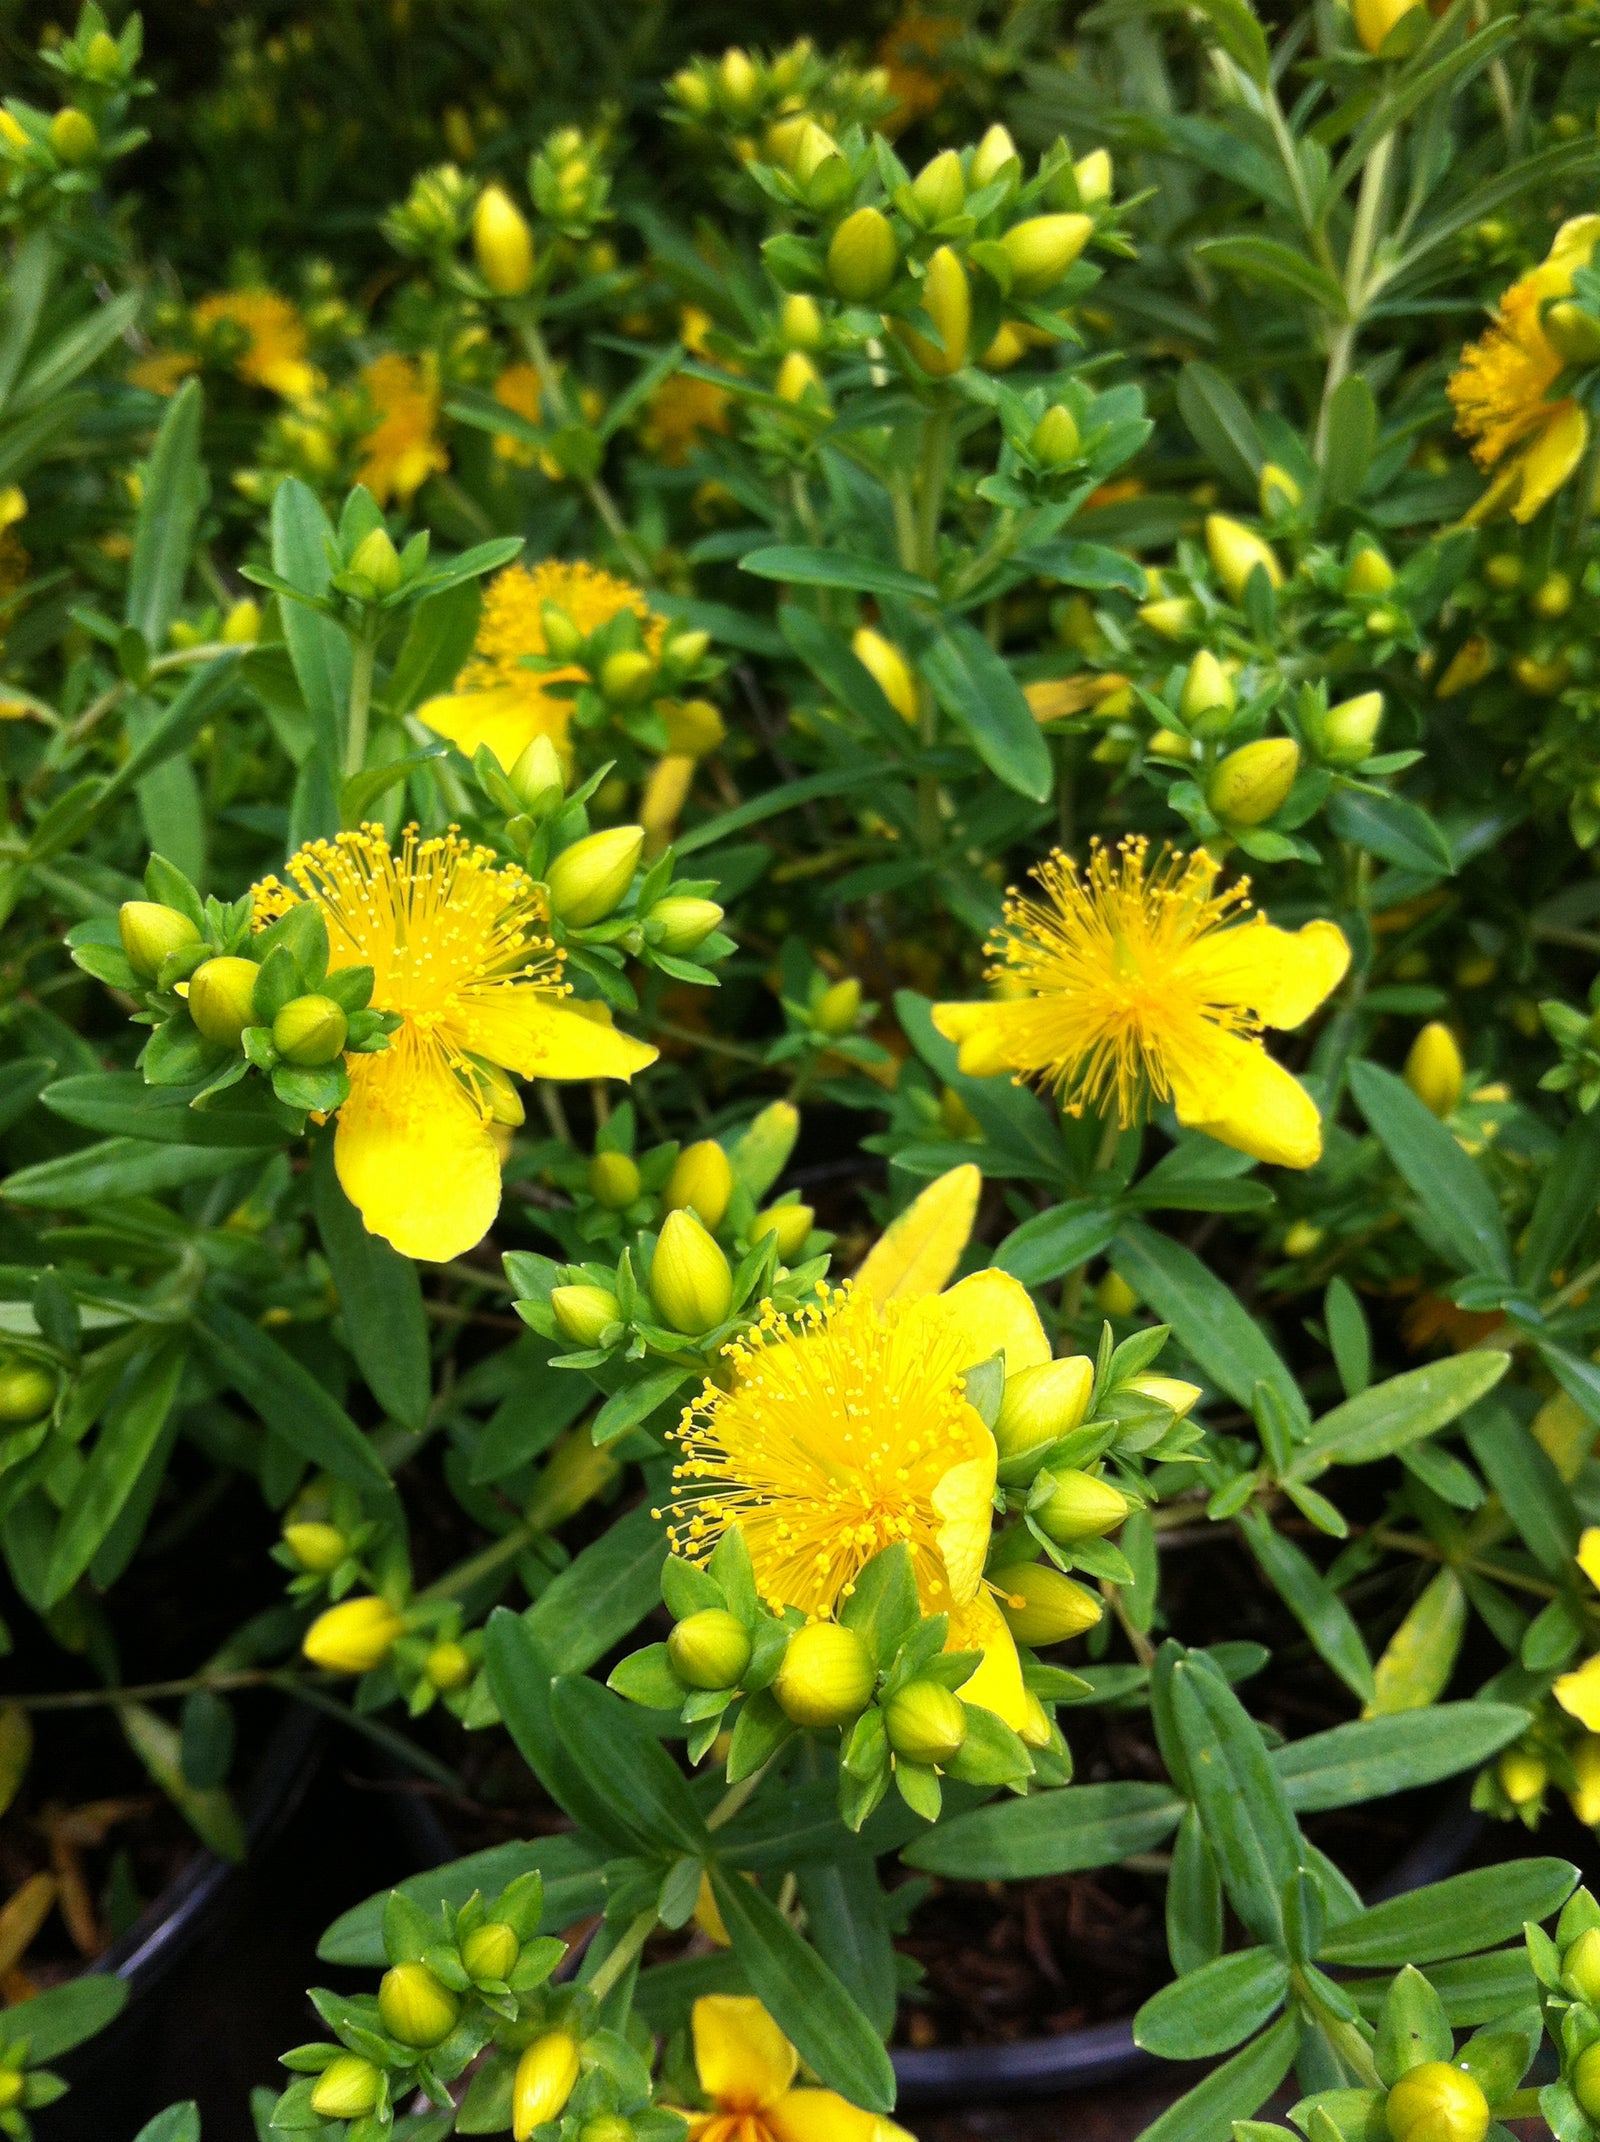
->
355;353;448;506
1448;279;1567;470
193;289;318;401
451;558;663;755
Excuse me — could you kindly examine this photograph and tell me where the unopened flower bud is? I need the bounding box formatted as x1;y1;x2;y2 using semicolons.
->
425;1640;473;1692
541;601;586;662
1564;1924;1600;2006
461;1920;519;1982
84;29;123;77
912;148;965;225
1030;405;1081;468
648;895;724;955
851;627;918;724
1138;597;1198;641
1073;147;1112;204
49;107;98;165
1496;1744;1546;1805
715;48;761;120
378;1961;459;2049
1543;300;1600;365
1258;462;1301;517
1205;513;1282;600
1512;651;1571;696
551;1285;622;1348
1346;545;1395;596
508;732;565;816
1572;1735;1600;1826
1283;1219;1324;1258
0;2076;19;2114
813;977;862;1036
311;2055;383;2119
1383;2060;1490;2142
282;1520;347;1573
671;66;711;115
894;245;970;377
665;1140;734;1229
995;1357;1094;1463
598;649;657;706
272;993;348;1067
669;1607;753;1690
884;1679;967;1765
970;123;1018;193
120;900;200;979
1208;738;1300;826
1097;1270;1138;1316
1404;1022;1463;1118
1179;649;1235;730
1533;571;1574;619
764;114;809;169
188;956;261;1047
776;350;828;407
513;2038;581;2141
1035;1469;1130;1543
828;207;899;301
752;1202;814;1259
775;1621;875;1726
1353;0;1426;53
1018;1691;1054;1749
589;1150;641;1210
222;598;261;645
793;121;846;205
304;1595;404;1675
349;526;402;598
0;1354;53;1424
546;826;644;925
1124;1374;1200;1418
993;1562;1103;1645
652;1210;733;1334
1001;214;1092;295
1323;690;1383;765
1436;636;1494;698
474;183;535;296
525;1428;618;1531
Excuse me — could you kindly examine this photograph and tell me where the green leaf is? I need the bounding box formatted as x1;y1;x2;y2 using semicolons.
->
1170;1655;1302;1949
550;1674;708;1854
119;1699;246;1861
995;1201;1118;1287
484;1607;652;1853
1115;1220;1307;1431
1016;540;1147;594
1348;1061;1509;1279
1240;1510;1374;1704
1462;1400;1579;1577
1271;1704;1529;1811
796;1858;897;2038
1167;1805;1223;1974
132;2107;200;2142
197;1301;392;1499
709;1864;897;2113
100;656;242;817
1188;0;1271;85
920;620;1052;802
126;378;207;646
1366;1568;1466;1717
1325;1277;1371;1398
1519;1109;1600;1289
44;1342;184;1603
1317;1860;1577;1968
523;1503;667;1673
4;1136;248;1208
740;544;937;602
1134;1947;1289;2059
9;288;139;415
1194;239;1348;319
1175;361;1264;496
40;1072;292;1148
1326;790;1453;879
0;1976;127;2061
386;580;482;717
1287;1354;1510;1479
1321;375;1377;507
271;477;351;828
1136;2012;1300;2142
318;1836;607;1966
312;1135;431;1431
674;764;887;857
592;1366;690;1446
901;1780;1184;1878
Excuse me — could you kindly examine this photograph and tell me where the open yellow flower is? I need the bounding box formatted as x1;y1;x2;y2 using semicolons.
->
669;1165;1067;1733
419;558;663;771
193;290;320;402
932;838;1349;1170
1448;216;1600;525
253;825;655;1262
1553;1529;1600;1730
686;1996;912;2141
355;353;448;507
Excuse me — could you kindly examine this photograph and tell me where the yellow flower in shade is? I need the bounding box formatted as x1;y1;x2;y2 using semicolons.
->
639;306;734;467
685;1996;911;2141
193;290;320;401
1553;1530;1600;1730
933;839;1349;1171
669;1165;1058;1733
129;349;201;397
252;825;655;1261
1448;216;1600;524
419;558;663;771
355;353;449;507
491;361;543;466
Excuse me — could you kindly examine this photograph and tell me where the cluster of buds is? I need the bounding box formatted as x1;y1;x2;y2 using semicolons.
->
299;1583;489;1725
530;122;614;243
0;2002;73;2137
275;1479;382;1603
1133;644;1310;861
244;489;517;620
1532;1888;1600;2126
768;955;893;1083
382;161;479;259
0;2;149;198
666;40;895;169
513;598;720;760
1538;981;1600;1114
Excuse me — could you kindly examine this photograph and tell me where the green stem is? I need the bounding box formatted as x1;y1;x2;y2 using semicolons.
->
415;1522;535;1605
1316;130;1394;460
346;624;377;782
586;1905;659;2002
17;1666;282;1711
516;315;653;584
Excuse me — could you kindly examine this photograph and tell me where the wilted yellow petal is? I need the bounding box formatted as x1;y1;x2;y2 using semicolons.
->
854;1163;980;1303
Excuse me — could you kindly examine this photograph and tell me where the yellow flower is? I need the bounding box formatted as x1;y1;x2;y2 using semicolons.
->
253;825;655;1261
193;290;320;401
355;353;448;507
1448;217;1600;524
419;558;663;771
491;361;543;466
129;349;202;397
640;373;734;467
932;839;1348;1170
669;1165;1058;1733
1553;1530;1600;1730
685;1995;906;2142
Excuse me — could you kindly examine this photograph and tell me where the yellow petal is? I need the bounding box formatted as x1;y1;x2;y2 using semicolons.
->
917;1269;1053;1380
1462;458;1525;527
336;1036;502;1262
464;995;657;1082
1167;1028;1324;1170
1531;213;1600;298
931;1442;999;1607
1556;1653;1600;1733
1179;916;1350;1031
1579;1528;1600;1594
418;686;551;773
932;1001;987;1042
854;1163;980;1303
767;2091;884;2142
692;1996;797;2112
955;1027;1014;1077
949;1590;1030;1733
1513;401;1587;523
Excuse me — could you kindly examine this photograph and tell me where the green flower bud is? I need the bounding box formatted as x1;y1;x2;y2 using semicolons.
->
524;1426;618;1532
1073;148;1112;204
668;1607;753;1689
884;1679;968;1765
1179;649;1235;732
187;956;261;1046
1258;462;1302;517
49;107;98;165
1403;1022;1463;1119
662;627;711;676
541;602;586;661
272;993;348;1067
599;649;657;706
1124;1374;1200;1417
813;977;862;1036
827;207;899;301
551;1284;622;1347
774;1621;875;1727
664;1140;734;1230
378;1961;459;2048
651;1210;733;1334
1564;1924;1600;2006
715;47;761;119
1205;513;1282;600
1533;571;1574;619
282;1520;348;1573
546;826;644;925
1000;213;1092;295
119;899;200;978
992;1561;1103;1645
780;292;826;352
893;246;970;377
1384;2060;1489;2142
648;895;725;955
303;1596;404;1675
1207;738;1300;826
1544;300;1600;364
461;1920;520;1982
310;2054;383;2119
513;2031;581;2140
970;123;1019;194
1030;405;1081;468
84;29;123;77
1346;544;1395;596
577;2120;633;2142
0;2074;20;2114
509;733;566;817
911;148;965;224
425;1640;473;1692
751;1202;814;1260
1034;1469;1130;1543
588;1150;642;1210
1322;690;1383;765
473;182;535;296
222;598;261;645
349;526;402;597
994;1356;1094;1463
1138;597;1198;641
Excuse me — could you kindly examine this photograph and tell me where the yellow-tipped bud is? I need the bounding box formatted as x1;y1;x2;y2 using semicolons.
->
1035;1470;1130;1543
664;698;726;757
752;1202;814;1260
304;1596;404;1675
550;1284;622;1348
1018;1691;1054;1749
1125;1374;1201;1418
84;29;123;76
1073;147;1112;205
651;1210;734;1334
0;112;28;154
851;627;919;724
311;2055;383;2119
1258;462;1301;517
0;1353;52;1425
461;1921;520;1983
669;1607;753;1689
0;2076;20;2114
1498;1745;1547;1806
272;994;347;1067
577;2119;633;2142
1179;649;1235;730
589;1150;642;1210
981;320;1029;371
349;526;402;598
425;1640;473;1692
793;120;842;191
525;1428;617;1531
648;895;725;955
1564;1924;1600;2006
970;123;1019;193
1353;0;1426;54
1578;2042;1600;2122
221;598;261;645
894;246;970;377
774;1621;875;1726
541;601;586;662
598;649;657;705
780;293;826;352
911;149;965;225
1097;1270;1138;1316
994;1357;1095;1463
775;350;828;407
378;1960;459;2047
1323;690;1383;765
282;1520;347;1573
1533;571;1574;619
1030;405;1081;468
1001;214;1092;295
993;1562;1103;1645
48;107;98;165
1383;2061;1490;2142
764;114;809;170
827;207;899;302
1543;302;1600;365
187;956;262;1047
885;1679;968;1765
1404;1023;1464;1119
1572;1734;1600;1827
1208;738;1300;826
814;976;863;1036
1283;1220;1325;1258
513;2032;581;2141
1138;597;1198;641
1205;513;1283;600
509;733;565;816
119;900;201;979
1436;636;1494;699
546;826;644;925
1346;545;1395;596
664;1140;734;1229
